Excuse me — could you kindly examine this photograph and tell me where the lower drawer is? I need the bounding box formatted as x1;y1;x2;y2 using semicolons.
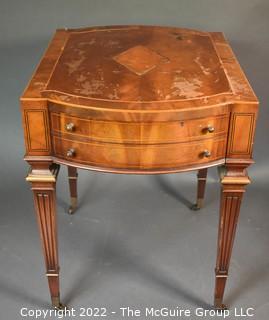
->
52;135;227;170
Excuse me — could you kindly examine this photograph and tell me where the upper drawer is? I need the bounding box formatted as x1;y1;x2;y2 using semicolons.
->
50;112;229;144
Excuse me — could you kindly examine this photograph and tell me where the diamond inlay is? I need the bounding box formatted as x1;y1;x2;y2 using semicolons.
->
113;45;168;76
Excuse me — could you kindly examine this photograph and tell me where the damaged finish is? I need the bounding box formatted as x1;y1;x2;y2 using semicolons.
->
50;27;231;102
21;25;257;111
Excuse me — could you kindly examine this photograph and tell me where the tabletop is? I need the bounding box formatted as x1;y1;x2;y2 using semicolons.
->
21;25;257;112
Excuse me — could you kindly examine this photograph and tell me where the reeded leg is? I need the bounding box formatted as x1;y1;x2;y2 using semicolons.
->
67;166;78;214
191;168;208;210
26;163;65;309
214;165;250;309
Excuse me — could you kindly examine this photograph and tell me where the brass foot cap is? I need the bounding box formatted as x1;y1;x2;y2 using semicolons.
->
54;303;68;310
191;198;203;210
68;197;77;214
52;296;68;310
68;206;76;214
191;203;201;211
214;304;228;310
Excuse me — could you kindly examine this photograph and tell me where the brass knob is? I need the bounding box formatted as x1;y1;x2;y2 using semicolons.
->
66;148;75;157
203;150;211;158
206;125;215;133
65;122;75;132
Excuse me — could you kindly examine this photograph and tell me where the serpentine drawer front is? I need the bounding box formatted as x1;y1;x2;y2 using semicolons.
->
50;111;229;169
52;135;227;169
21;25;258;309
50;112;229;144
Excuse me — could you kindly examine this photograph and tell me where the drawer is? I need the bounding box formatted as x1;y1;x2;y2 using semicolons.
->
52;135;227;170
50;112;229;144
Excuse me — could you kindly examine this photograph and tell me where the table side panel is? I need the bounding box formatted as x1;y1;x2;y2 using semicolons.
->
22;103;52;156
227;103;258;159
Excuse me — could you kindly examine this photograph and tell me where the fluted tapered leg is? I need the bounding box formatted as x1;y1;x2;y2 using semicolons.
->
27;163;64;309
191;168;208;210
67;166;78;214
214;165;250;309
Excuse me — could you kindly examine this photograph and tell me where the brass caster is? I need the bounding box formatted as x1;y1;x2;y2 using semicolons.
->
214;298;228;311
55;303;68;310
191;203;201;211
68;197;77;215
215;304;228;311
190;198;203;211
52;297;68;310
68;206;75;215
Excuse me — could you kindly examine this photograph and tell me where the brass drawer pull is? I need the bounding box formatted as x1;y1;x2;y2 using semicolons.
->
65;122;75;132
206;125;215;133
66;148;75;157
203;150;211;158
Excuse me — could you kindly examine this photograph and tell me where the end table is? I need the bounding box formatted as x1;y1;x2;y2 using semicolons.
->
20;25;258;309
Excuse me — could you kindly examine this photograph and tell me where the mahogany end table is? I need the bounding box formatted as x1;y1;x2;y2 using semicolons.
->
20;25;258;309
